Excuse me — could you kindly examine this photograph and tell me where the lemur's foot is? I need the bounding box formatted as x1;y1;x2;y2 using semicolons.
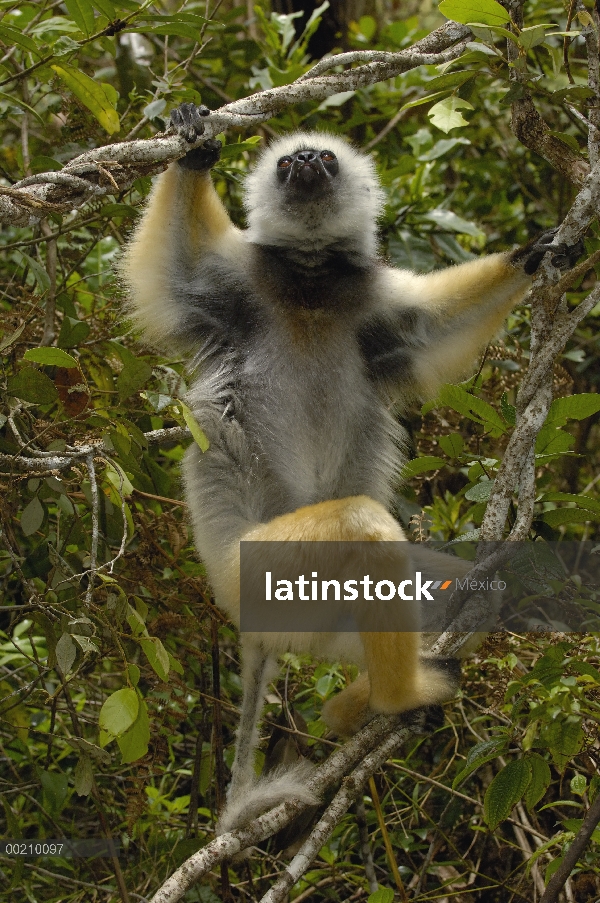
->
323;658;461;737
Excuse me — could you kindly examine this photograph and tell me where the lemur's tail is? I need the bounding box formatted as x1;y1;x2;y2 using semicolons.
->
216;760;319;841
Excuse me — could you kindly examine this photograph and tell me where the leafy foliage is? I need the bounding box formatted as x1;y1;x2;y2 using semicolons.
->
0;1;599;901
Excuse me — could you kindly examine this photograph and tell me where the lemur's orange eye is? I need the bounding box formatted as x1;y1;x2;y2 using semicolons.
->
277;156;293;168
321;151;336;162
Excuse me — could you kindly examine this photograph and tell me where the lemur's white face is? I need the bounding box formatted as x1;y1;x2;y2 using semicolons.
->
244;132;385;256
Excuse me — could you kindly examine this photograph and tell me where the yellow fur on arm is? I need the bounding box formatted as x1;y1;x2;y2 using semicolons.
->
119;164;242;347
387;253;532;397
120;167;179;345
178;166;238;254
414;252;529;316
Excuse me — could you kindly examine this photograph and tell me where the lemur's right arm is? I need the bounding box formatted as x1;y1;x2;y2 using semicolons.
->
121;104;248;351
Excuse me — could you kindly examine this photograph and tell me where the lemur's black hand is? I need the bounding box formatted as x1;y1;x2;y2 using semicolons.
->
170;103;222;171
511;227;584;276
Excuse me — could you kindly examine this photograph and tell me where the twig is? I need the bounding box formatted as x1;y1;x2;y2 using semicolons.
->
85;453;99;606
368;775;407;901
98;456;129;574
210;619;231;900
258;727;411;903
40;220;57;346
354;796;378;894
539;791;600;903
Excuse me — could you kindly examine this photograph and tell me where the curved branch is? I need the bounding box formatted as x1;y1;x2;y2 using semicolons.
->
539;790;600;903
148;615;484;903
511;92;590;187
0;21;470;227
0;425;190;473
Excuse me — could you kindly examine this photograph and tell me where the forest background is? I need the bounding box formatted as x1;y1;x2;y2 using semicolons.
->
1;1;600;901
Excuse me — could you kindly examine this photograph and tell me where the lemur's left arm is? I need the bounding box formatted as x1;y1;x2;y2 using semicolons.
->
368;234;581;398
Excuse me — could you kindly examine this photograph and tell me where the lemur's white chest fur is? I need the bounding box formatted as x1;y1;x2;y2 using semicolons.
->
237;304;402;513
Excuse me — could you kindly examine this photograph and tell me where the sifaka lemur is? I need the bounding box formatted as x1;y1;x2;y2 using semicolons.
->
122;103;579;833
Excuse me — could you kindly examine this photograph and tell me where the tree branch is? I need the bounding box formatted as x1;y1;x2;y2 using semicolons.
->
539;790;600;903
0;22;469;226
0;425;191;474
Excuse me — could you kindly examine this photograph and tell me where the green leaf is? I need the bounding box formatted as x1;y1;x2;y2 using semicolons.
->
140;637;170;682
541;508;590;527
438;433;464;457
540;493;600;516
143;98;167;120
64;0;95;35
423;208;485;239
541;718;584;771
116;358;153;401
453;736;508;788
549;131;580;153
317;90;356;111
425;71;477;92
553;85;595;104
400;89;452;113
74;755;94;796
40;770;69;816
91;0;116;18
524;754;551;809
546;393;600;426
217;137;262;161
0;25;43;57
535;427;574;456
104;461;134;497
127;605;146;636
18;252;50;294
168;652;184;676
368;889;395;903
437;385;506;436
55;632;77;674
439;0;510;26
465;479;494;502
99;687;139;738
0;322;27;352
418;137;471;162
7;368;58;405
500;392;516;426
52;35;82;58
21;497;45;537
428;96;474;133
58;316;91;348
100;203;138;219
518;24;555;50
469;24;518;44
570;773;587;796
117;697;150;763
137;12;208;39
401;455;446;479
127;663;140;686
179;401;209;452
484;759;532;830
0;91;44;124
51;65;120;135
23;348;79;368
